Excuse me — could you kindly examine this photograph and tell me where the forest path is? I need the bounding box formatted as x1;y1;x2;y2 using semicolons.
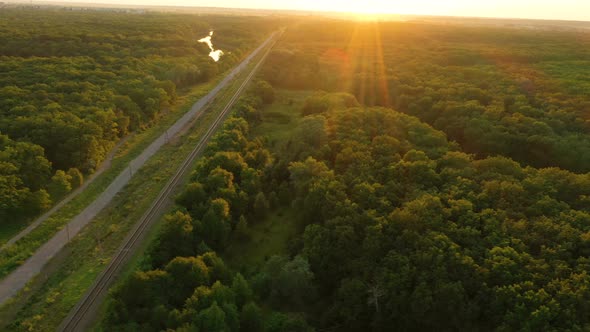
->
0;32;276;305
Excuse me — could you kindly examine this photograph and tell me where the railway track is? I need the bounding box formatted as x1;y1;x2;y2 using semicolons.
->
58;31;279;332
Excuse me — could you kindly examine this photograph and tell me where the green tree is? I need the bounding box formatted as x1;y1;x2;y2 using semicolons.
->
196;302;227;332
201;198;231;249
176;181;207;213
24;189;52;216
255;80;275;104
253;192;269;220
165;256;210;305
235;215;250;240
66;167;84;189
152;211;194;266
48;170;72;200
240;302;264;332
232;273;253;308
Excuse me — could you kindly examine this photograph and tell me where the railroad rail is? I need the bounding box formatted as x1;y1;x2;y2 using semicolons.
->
58;31;279;332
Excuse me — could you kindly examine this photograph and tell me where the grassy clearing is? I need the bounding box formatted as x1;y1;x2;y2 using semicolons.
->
251;89;312;150
0;42;273;332
224;208;299;275
222;89;312;273
219;89;312;276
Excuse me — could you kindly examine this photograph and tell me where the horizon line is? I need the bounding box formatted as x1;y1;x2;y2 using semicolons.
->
4;0;590;24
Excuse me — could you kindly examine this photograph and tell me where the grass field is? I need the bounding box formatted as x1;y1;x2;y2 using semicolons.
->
224;208;299;275
251;89;312;150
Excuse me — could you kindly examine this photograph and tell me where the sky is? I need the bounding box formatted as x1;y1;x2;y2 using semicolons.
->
30;0;590;21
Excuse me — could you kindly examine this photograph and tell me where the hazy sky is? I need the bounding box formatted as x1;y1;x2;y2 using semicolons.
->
33;0;590;21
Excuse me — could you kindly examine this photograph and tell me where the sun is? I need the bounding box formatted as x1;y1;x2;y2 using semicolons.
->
303;0;398;15
350;4;386;16
297;0;456;18
341;3;382;15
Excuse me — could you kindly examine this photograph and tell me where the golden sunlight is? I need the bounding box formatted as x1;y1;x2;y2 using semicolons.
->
300;0;458;16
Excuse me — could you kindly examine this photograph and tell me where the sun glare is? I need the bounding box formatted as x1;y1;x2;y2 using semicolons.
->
297;0;466;18
317;0;386;15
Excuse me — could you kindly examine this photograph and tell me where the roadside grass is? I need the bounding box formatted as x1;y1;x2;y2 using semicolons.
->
0;42;272;332
251;89;312;150
87;203;175;332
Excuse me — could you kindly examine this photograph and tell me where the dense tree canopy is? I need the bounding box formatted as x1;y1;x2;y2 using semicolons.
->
263;20;590;173
104;75;590;331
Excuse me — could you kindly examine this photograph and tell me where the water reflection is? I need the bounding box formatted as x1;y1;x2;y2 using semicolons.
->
198;31;224;62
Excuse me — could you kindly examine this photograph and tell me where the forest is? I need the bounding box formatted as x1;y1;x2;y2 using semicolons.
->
262;21;590;173
99;19;590;332
0;8;276;226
